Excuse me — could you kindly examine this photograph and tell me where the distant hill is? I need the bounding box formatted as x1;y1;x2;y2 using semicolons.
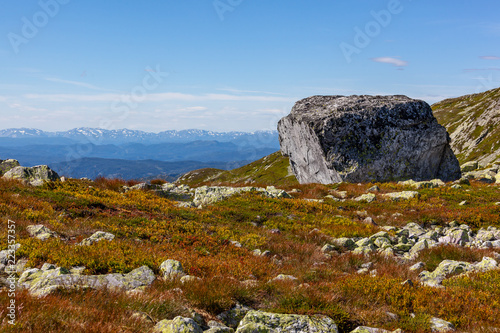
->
50;158;246;181
433;87;500;165
177;151;298;187
0;127;280;147
0;141;276;167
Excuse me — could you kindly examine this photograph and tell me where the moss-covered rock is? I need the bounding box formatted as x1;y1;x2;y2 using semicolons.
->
78;231;115;246
3;165;60;186
383;191;420;202
236;310;338;333
217;303;253;329
154;316;203;333
0;159;20;176
26;224;58;241
160;259;185;280
19;265;155;297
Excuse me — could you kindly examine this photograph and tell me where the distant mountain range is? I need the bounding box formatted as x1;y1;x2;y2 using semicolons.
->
0;127;280;180
0;127;279;147
50;158;248;181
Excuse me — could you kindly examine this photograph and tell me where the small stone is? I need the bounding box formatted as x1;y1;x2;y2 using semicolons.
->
26;225;58;241
78;231;115;246
180;275;202;284
459;201;467;206
160;260;185;280
271;274;298;282
367;185;380;192
400;279;414;287
363;217;377;226
409;262;425;272
354;193;376;203
430;317;455;332
321;244;337;254
154;316;203;333
383;191;420;202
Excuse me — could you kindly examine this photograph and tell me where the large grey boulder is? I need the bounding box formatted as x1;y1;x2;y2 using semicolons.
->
3;165;60;186
278;95;461;184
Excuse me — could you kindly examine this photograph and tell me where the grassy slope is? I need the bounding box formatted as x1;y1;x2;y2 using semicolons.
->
433;87;500;164
1;177;500;332
177;151;299;187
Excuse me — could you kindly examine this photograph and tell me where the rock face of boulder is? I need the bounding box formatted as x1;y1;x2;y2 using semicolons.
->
278;95;461;184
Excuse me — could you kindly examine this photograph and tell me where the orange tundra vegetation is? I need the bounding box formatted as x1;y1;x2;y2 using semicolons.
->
0;176;499;332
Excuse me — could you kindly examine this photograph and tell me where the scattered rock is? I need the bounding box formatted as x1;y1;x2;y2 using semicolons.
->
26;225;58;241
217;303;253;329
367;185;380;192
350;326;398;333
0;159;20;176
19;265;155;297
419;257;498;287
363;217;377;226
180;275;202;284
460;161;478;173
271;274;298;282
430;317;456;332
154;316;203;333
277;95;461;184
354;193;376;203
193;186;290;207
399;179;445;189
3;165;60;186
78;231;115;246
160;259;185;280
236;310;338;333
409;262;425;272
383;191;420;201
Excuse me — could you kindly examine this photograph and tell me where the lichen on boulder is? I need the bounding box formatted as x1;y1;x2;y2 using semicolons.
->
3;164;60;186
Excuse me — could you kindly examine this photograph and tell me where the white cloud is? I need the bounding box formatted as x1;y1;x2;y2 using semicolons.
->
372;57;408;67
177;106;208;112
217;88;286;96
45;77;117;92
9;103;47;112
24;92;295;103
480;56;500;60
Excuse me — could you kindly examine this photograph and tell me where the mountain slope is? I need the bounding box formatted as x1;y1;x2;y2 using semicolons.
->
177;151;298;186
433;87;500;165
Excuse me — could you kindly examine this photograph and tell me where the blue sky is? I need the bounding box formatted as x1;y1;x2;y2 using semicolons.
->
0;0;499;132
